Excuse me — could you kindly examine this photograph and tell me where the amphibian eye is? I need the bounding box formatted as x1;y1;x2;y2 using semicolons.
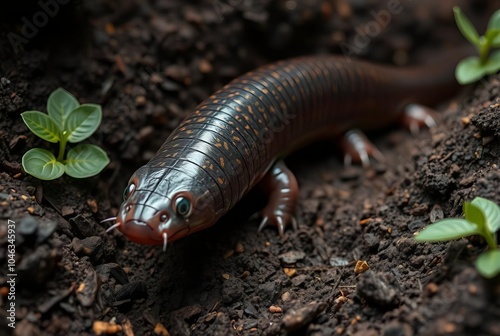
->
175;197;191;217
123;183;135;200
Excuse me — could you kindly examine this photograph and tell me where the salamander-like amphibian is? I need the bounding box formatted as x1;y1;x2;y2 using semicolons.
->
105;50;469;250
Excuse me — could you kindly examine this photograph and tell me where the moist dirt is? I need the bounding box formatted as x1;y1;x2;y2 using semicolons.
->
1;1;500;335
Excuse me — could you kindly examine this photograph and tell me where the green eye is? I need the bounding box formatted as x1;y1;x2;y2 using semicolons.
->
175;197;191;217
123;183;135;201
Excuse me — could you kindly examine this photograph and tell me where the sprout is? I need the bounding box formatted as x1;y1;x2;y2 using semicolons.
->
21;88;109;180
454;7;500;84
416;197;500;278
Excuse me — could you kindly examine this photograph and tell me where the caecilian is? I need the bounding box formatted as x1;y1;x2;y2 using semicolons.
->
104;49;470;250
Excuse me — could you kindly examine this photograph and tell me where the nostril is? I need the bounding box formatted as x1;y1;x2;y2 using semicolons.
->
160;213;168;222
125;205;132;213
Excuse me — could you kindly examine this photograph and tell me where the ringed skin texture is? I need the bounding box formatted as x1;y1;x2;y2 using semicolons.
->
112;51;469;249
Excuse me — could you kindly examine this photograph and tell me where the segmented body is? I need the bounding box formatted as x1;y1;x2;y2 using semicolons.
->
116;52;467;246
144;56;457;217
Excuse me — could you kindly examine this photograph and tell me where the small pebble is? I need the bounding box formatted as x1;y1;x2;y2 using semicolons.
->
282;301;327;332
18;216;38;236
278;250;306;265
87;199;98;213
269;305;282;313
61;206;75;217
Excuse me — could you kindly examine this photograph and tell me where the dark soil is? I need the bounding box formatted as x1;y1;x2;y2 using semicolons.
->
1;1;500;335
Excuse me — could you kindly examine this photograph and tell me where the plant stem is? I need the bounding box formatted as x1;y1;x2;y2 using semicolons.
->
483;231;498;250
57;138;67;162
479;38;491;65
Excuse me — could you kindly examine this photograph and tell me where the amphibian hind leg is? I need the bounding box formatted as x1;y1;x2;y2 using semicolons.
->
341;129;385;168
257;160;298;236
398;103;437;135
341;103;437;167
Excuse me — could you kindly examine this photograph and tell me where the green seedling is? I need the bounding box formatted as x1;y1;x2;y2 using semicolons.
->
415;197;500;278
454;6;500;84
21;88;109;180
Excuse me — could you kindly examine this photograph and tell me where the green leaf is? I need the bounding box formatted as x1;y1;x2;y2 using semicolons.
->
487;9;500;31
415;219;479;242
471;197;500;233
476;249;500;278
483;50;500;75
491;30;500;47
64;104;102;143
464;201;487;230
485;9;500;46
21;111;60;143
485;28;500;44
455;56;487;84
47;88;80;131
65;144;109;178
454;6;480;48
22;148;65;180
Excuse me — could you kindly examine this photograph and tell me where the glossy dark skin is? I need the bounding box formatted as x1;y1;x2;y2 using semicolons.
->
115;51;470;248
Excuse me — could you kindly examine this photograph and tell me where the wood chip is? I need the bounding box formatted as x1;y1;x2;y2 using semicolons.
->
154;323;169;336
93;321;122;335
283;268;296;277
122;319;134;336
461;116;470;126
359;218;371;225
76;283;85;293
354;260;369;274
239;271;250;279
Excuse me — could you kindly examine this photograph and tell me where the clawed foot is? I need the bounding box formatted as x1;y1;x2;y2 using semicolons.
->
341;129;385;168
257;210;298;237
255;160;299;237
399;103;437;135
